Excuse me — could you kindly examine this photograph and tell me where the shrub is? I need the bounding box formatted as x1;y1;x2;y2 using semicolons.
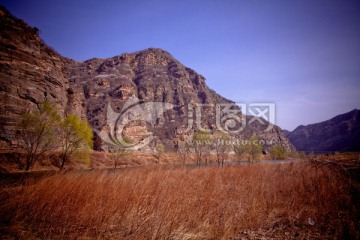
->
270;146;288;160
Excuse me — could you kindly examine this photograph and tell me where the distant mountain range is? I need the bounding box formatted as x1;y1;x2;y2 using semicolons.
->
285;109;360;153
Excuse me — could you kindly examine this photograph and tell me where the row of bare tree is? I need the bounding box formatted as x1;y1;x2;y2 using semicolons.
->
177;131;290;166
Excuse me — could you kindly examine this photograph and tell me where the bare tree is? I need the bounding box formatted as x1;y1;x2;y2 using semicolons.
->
192;131;213;166
234;136;262;163
109;136;132;170
109;147;126;169
234;141;247;161
248;136;262;162
178;142;191;165
213;130;231;166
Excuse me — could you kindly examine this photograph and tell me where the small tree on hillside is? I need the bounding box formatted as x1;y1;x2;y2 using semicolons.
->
55;114;93;170
18;101;60;171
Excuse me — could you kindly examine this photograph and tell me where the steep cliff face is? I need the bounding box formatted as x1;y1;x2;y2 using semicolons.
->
286;109;360;152
0;7;293;152
0;7;73;149
66;48;293;151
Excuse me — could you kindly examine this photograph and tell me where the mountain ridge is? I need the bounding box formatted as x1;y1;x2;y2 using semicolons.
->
0;6;293;152
286;109;360;152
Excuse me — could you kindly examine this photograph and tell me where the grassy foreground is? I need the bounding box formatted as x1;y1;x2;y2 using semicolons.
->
0;161;359;239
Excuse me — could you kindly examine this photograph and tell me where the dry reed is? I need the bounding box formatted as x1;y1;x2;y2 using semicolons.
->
0;161;358;239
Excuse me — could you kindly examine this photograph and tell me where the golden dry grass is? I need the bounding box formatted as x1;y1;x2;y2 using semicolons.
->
0;150;277;173
1;161;359;239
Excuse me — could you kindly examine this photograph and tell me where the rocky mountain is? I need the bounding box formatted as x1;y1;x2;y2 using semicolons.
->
282;129;290;136
0;6;293;152
0;7;75;149
286;109;360;152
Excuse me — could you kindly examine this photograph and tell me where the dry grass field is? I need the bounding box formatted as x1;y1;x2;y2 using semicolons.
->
1;159;359;239
0;150;277;173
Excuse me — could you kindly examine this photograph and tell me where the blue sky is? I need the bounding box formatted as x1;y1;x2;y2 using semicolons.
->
1;0;359;130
